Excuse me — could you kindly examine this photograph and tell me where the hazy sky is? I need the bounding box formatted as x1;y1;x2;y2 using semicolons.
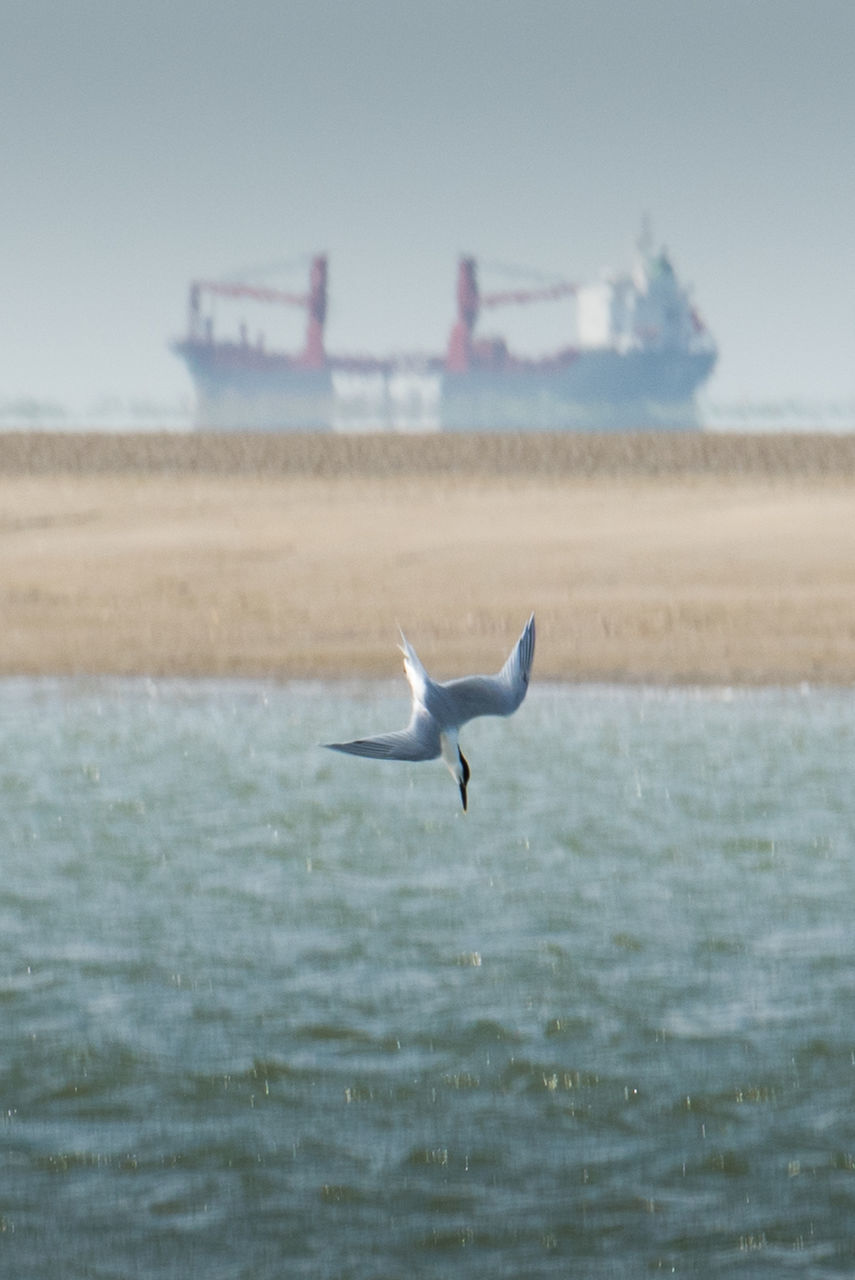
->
2;0;853;412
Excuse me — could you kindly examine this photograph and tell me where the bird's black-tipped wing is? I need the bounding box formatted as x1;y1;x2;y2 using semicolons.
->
435;612;535;726
323;704;441;762
497;611;536;694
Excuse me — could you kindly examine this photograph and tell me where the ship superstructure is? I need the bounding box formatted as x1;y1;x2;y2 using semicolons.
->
172;235;717;431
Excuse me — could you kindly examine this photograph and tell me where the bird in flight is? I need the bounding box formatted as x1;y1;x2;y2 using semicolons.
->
323;614;535;810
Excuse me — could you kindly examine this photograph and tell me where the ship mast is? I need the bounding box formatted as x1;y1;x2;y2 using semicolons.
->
446;257;479;372
185;255;328;367
302;255;327;368
445;257;577;371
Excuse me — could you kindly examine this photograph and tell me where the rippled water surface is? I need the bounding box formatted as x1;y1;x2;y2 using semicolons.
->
2;679;855;1277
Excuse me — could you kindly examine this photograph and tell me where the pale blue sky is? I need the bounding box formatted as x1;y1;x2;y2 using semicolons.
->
2;0;853;413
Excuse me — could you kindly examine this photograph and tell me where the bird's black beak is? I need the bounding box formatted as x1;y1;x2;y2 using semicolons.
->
458;749;470;812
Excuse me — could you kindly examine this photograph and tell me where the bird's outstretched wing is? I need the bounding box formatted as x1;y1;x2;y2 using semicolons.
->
323;703;441;762
437;612;535;725
398;629;430;708
496;610;536;695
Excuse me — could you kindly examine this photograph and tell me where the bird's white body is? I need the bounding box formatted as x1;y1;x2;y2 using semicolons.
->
323;614;535;809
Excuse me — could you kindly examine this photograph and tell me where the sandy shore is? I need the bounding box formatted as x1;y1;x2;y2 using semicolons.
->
3;430;855;683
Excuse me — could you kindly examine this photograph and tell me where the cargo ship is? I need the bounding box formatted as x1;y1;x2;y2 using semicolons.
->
172;234;717;431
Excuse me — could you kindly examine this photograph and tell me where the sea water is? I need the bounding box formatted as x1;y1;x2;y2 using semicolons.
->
2;679;855;1278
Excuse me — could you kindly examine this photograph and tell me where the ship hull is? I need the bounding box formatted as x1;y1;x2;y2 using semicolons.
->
175;340;334;431
441;348;716;430
175;342;715;432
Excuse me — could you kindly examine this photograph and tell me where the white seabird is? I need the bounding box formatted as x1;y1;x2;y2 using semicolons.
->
323;613;535;810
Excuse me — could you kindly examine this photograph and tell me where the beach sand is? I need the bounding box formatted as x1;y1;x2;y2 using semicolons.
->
2;430;855;684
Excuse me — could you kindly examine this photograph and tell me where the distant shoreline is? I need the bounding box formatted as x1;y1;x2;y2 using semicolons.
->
2;430;855;684
4;428;855;478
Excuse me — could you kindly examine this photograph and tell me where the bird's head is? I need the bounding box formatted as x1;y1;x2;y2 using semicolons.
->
457;748;470;812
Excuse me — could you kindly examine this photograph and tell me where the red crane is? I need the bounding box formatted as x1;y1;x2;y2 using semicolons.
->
481;281;578;309
446;257;577;372
187;254;328;368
